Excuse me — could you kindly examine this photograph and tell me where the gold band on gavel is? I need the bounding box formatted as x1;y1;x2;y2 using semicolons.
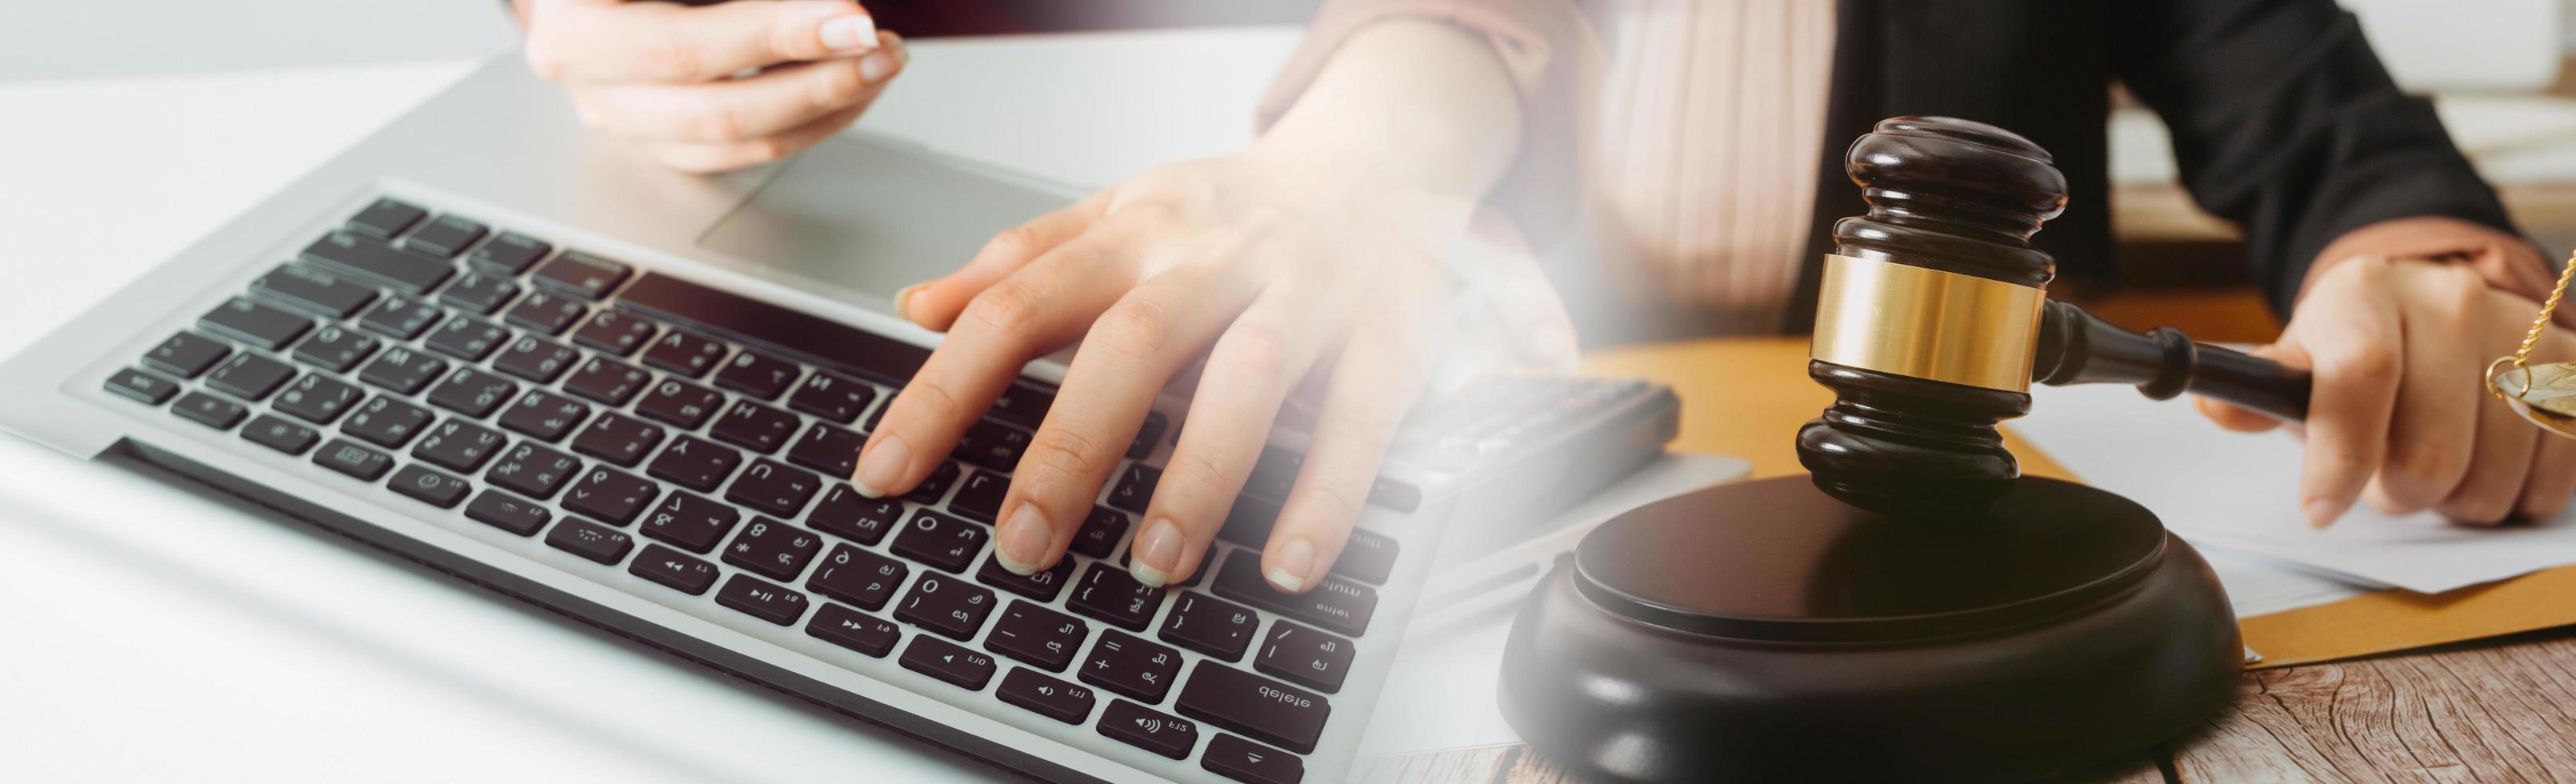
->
1810;254;2046;393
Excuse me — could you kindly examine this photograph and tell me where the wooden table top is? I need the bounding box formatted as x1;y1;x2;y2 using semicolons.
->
1360;321;2576;782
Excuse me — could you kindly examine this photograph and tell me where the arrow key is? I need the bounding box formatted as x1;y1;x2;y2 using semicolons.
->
998;667;1096;726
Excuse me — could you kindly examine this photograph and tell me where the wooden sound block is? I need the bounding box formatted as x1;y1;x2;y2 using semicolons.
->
1498;475;2240;782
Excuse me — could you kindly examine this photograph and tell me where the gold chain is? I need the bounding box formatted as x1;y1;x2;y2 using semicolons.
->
2515;251;2576;370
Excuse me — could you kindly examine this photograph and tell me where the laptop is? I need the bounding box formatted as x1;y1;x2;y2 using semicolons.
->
0;57;1677;783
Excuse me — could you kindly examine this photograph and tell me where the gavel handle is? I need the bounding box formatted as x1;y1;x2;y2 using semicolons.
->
2032;300;2312;422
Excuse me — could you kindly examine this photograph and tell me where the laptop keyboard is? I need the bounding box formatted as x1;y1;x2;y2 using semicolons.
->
100;195;1663;783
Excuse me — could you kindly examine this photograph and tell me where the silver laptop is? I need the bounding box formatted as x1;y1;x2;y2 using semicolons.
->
0;57;1676;784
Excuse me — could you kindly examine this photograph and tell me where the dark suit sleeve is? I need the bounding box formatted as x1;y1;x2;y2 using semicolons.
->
2109;0;2522;314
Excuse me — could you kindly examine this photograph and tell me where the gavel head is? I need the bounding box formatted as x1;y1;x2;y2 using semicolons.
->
1798;117;2070;516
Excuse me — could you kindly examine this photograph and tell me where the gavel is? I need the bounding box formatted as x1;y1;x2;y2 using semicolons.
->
1797;116;2314;516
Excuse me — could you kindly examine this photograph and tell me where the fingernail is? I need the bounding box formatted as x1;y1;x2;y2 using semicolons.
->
859;49;898;82
891;283;920;322
850;434;910;498
2302;497;2342;530
820;15;878;53
889;32;910;65
1266;538;1314;593
996;503;1051;575
1130;519;1183;587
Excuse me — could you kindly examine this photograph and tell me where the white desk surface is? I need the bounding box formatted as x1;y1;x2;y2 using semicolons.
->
0;29;1298;782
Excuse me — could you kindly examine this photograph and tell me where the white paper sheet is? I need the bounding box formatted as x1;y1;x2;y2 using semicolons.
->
2014;383;2576;594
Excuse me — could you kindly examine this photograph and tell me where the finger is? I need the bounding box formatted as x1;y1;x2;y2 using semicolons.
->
1130;279;1343;586
900;189;1118;331
572;47;892;145
850;222;1150;499
2194;344;2297;433
641;98;870;173
2363;265;2485;514
529;0;880;84
1264;290;1446;593
2290;258;2405;529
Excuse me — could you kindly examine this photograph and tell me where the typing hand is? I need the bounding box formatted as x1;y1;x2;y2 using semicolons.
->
518;0;904;172
2199;255;2576;526
849;147;1577;593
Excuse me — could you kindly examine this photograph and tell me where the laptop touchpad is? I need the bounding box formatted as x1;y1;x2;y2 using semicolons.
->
696;135;1073;302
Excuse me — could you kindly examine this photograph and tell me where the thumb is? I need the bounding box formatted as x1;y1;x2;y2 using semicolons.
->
2195;341;2307;433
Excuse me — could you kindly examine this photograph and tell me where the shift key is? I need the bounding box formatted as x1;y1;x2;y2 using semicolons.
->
302;230;454;294
1210;549;1375;637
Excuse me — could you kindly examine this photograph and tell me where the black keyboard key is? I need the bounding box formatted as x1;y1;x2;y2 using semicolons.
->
204;353;297;401
1067;563;1164;632
1128;412;1168;460
253;263;378;318
389;464;472;509
722;518;822;581
200;297;310;351
1098;700;1198;760
638;491;741;554
532;250;630;299
616;273;930;386
709;400;798;454
346;197;426;239
342;396;434;448
402;214;487;257
807;485;903;546
998;668;1097;725
563;466;659;525
629;545;720;595
357;296;442;340
953;419;1029;472
438;270;519;315
785;421;862;478
636;378;726;430
562;357;650;406
570;309;658;357
1070;506;1129;560
144;331;230;378
1080;630;1182;702
358;346;447;394
1203;735;1302;784
890;510;986;574
302;230;452;294
1106;464;1158;514
904;459;962;506
424;315;510;362
240;414;320;454
546;518;634;565
105;368;180;405
486;442;582;499
646;435;742;493
273;374;364;425
985;379;1056;431
949;470;1007;524
977;547;1075;602
173;392;249;430
467;231;550;274
807;602;901;657
570;413;665;467
809;544;906;610
713;350;800;400
715;574;809;626
413;419;506;473
786;371;874;424
311;438;392;480
490;336;579;385
290;325;379;374
895;571;997;641
1243;448;1301;500
986;601;1087;672
1161;592;1258;662
725;458;819;518
1255;622;1353;694
498;389;591;442
1214;550;1377;637
504;290;588;335
1214;497;1281;554
465;490;551;535
1334;530;1399;586
1175;662;1330;754
426;366;518;418
639;330;728;378
900;635;996;690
